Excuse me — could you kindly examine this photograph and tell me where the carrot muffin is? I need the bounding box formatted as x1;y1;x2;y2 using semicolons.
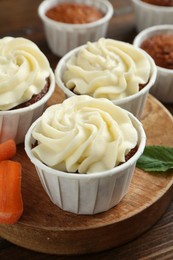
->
31;95;138;174
62;38;151;100
0;37;51;111
25;95;146;214
0;36;55;144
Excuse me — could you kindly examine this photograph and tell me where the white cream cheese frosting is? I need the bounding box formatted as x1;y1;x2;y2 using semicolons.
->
31;95;138;174
0;37;50;110
63;38;151;100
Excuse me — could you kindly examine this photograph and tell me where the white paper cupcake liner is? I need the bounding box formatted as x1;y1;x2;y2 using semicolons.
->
55;44;157;118
25;111;146;215
133;24;173;103
38;0;114;57
0;70;55;144
131;0;173;32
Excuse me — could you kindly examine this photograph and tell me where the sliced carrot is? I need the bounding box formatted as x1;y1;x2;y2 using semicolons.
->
0;139;16;161
0;160;23;224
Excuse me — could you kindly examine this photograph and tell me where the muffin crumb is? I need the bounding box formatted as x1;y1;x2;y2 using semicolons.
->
46;3;103;24
141;34;173;69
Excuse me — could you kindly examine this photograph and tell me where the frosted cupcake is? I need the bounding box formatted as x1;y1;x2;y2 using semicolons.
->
0;37;55;144
55;38;157;118
25;95;146;214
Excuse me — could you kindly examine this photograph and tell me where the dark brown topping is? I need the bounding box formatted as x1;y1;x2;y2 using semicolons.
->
45;3;103;24
118;146;138;166
139;80;149;91
142;0;173;7
125;146;138;162
140;34;173;70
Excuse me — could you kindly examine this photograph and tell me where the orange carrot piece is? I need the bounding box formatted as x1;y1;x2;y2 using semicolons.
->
0;139;16;161
0;160;23;224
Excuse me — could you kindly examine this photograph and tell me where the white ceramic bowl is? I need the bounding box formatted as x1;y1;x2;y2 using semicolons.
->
55;42;157;118
0;70;55;144
131;0;173;32
38;0;114;57
25;108;146;215
133;24;173;103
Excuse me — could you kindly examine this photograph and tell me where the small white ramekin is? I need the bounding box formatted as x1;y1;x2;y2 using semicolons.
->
131;0;173;32
0;70;55;144
55;43;157;118
133;24;173;103
25;110;146;215
38;0;114;57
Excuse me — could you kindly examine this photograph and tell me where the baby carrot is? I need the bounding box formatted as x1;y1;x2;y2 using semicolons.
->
0;139;16;161
0;160;23;224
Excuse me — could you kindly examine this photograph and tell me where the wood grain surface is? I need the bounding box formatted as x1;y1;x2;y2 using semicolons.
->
0;90;172;255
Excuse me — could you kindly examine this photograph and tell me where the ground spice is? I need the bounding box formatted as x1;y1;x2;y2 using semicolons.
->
45;3;103;24
140;34;173;70
142;0;173;6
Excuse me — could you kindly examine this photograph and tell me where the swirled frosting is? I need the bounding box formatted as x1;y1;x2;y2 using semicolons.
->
31;95;138;174
0;37;50;110
63;38;151;100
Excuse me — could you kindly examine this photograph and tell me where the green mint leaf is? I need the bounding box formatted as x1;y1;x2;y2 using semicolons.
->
136;146;173;172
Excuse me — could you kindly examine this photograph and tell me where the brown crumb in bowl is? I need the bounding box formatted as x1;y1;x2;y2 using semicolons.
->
142;0;173;7
140;34;173;70
45;3;104;24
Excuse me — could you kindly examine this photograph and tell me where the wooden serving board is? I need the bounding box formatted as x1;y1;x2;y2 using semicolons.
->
0;89;173;255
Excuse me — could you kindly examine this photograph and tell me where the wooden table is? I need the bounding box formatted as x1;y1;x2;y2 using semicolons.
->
0;0;173;259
